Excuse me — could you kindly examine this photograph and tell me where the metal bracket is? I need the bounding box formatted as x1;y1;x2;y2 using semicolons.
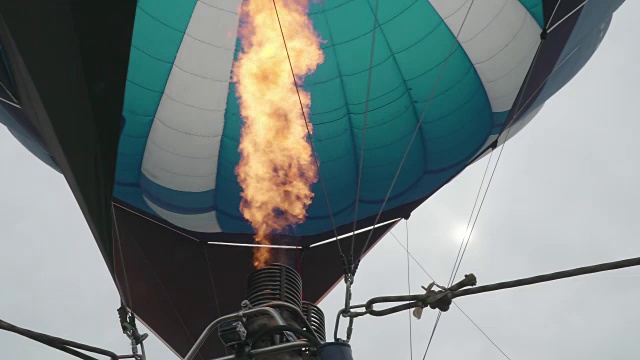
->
117;308;148;360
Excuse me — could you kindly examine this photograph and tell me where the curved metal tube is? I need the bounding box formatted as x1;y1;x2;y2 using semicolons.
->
260;301;321;342
212;341;312;360
184;307;285;360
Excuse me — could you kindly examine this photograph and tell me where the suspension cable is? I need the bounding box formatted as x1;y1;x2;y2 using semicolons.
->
270;0;346;270
421;75;510;360
351;0;381;275
346;0;480;352
452;303;512;360
112;203;133;310
420;4;566;354
547;0;563;30
0;95;20;108
450;145;501;284
421;312;441;360
356;0;478;273
390;232;437;281
450;149;502;285
202;242;225;360
338;0;594;351
112;204;152;359
0;80;18;104
356;0;578;277
547;1;586;33
445;0;586;289
449;9;554;283
405;221;414;360
447;149;495;287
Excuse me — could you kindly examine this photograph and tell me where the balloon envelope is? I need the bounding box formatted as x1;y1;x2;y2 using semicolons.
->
113;0;620;241
0;0;624;358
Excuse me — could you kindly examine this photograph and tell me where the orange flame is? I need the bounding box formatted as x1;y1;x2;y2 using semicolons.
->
233;0;324;269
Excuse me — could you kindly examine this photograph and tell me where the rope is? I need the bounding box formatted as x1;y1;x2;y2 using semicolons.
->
451;256;640;299
351;0;381;274
0;318;118;360
271;0;347;270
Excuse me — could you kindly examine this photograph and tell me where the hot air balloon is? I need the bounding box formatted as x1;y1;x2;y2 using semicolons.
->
0;0;625;359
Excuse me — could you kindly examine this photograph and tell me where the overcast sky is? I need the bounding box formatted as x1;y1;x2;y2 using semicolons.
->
1;2;639;359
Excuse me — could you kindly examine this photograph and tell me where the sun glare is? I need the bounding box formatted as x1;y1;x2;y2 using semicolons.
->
452;223;470;243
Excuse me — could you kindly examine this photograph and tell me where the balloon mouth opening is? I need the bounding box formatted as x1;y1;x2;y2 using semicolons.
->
252;234;300;270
